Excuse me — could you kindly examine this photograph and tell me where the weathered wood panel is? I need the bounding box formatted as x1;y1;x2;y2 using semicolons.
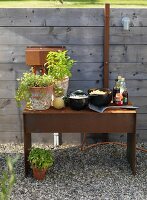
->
0;27;104;45
1;27;147;45
1;45;147;63
111;9;147;26
0;81;16;98
109;45;147;63
136;114;147;130
0;70;15;80
0;8;104;27
0;115;21;132
71;63;147;81
136;130;147;142
0;45;104;63
1;62;146;82
32;133;54;143
0;63;28;71
69;80;147;97
129;97;147;114
71;63;103;81
110;27;147;45
0;99;19;115
1;8;147;27
109;63;147;80
108;131;147;142
0;131;22;143
0;130;146;144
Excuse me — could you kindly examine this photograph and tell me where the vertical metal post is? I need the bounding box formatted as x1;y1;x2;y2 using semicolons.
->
103;3;110;88
101;3;110;142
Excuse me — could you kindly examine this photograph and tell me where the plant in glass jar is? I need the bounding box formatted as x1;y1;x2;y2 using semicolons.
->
45;50;75;97
15;69;54;110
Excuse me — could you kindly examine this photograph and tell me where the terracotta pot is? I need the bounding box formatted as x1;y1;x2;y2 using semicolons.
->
32;167;47;181
29;85;53;110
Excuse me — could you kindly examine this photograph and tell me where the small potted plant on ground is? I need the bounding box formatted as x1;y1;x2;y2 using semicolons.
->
28;147;54;181
45;50;75;98
15;69;54;110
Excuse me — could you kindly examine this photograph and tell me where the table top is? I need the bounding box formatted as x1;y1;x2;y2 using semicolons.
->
23;106;137;115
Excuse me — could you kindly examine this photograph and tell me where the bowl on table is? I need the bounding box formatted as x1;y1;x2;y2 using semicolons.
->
88;88;112;107
68;90;89;110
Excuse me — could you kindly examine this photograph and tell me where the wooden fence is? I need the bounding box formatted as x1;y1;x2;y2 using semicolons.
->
0;8;147;143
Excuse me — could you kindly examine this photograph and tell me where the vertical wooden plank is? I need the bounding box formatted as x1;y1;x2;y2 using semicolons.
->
103;3;110;88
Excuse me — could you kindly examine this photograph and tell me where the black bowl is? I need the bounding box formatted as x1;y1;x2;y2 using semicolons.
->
88;88;112;107
69;90;89;111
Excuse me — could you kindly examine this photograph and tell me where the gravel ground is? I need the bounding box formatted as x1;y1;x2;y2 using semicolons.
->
0;143;147;200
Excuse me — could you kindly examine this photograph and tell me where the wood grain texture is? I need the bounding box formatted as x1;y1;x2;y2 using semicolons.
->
136;114;147;130
1;44;147;63
71;63;103;81
129;96;147;114
110;9;147;26
0;8;103;27
0;99;19;115
0;8;147;27
1;27;147;45
0;81;16;98
0;27;104;45
109;63;147;80
0;70;16;80
0;115;21;132
110;27;147;45
0;131;22;143
0;45;104;63
69;80;147;96
0;8;147;143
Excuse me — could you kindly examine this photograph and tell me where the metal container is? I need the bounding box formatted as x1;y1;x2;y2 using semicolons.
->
26;46;65;66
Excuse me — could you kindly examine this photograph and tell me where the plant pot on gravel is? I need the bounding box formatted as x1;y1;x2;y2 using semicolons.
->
28;147;54;181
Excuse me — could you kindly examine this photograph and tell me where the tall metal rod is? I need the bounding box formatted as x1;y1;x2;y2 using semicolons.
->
103;3;110;88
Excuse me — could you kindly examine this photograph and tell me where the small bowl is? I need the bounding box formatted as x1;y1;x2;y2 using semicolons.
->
88;88;112;107
69;90;89;110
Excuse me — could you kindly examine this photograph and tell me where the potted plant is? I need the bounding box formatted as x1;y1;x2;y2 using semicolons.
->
28;147;54;181
15;70;54;110
45;50;75;97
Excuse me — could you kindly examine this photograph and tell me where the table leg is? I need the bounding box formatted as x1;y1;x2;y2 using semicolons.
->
24;131;31;177
127;132;136;175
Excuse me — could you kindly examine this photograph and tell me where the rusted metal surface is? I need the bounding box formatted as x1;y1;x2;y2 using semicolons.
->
23;107;136;176
103;3;110;88
26;46;65;66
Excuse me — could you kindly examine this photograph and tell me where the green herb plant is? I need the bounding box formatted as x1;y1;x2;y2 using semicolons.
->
28;147;54;170
15;70;54;106
45;50;75;81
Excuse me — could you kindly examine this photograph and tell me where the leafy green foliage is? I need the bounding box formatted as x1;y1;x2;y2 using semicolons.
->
28;148;54;170
15;71;54;106
45;50;75;80
0;156;19;200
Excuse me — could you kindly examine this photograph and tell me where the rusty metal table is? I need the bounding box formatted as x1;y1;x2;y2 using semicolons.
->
23;107;136;176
